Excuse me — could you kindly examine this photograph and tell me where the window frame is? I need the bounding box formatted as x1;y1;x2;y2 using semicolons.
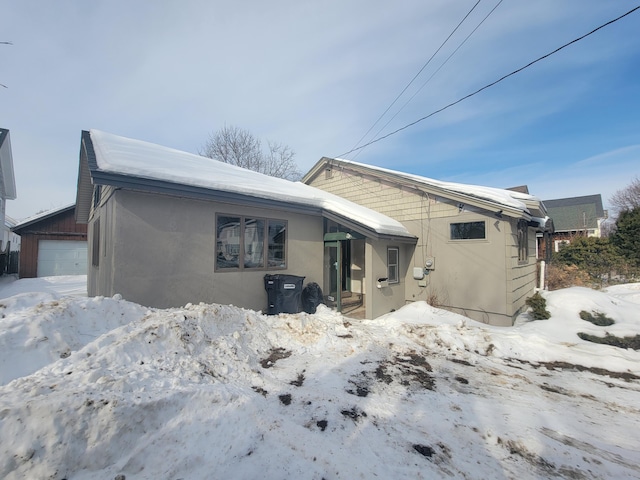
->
215;214;287;272
449;221;486;241
91;219;100;267
387;247;399;284
517;219;529;263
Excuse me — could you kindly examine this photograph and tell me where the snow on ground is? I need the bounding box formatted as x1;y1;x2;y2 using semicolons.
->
1;277;639;479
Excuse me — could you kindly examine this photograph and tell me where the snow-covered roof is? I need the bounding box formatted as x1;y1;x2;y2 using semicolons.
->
83;130;414;240
309;157;545;217
12;203;76;231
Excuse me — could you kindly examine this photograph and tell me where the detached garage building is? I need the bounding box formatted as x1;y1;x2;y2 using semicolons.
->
11;204;88;278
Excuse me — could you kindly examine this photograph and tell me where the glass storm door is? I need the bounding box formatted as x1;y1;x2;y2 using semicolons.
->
324;241;342;312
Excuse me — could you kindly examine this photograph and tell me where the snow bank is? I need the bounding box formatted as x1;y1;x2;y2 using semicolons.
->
0;277;639;479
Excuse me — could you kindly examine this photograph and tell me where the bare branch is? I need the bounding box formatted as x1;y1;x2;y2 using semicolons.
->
610;176;640;214
200;125;300;180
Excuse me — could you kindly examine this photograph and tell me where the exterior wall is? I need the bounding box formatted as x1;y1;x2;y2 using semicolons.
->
505;217;538;321
90;189;324;310
14;209;88;278
365;237;411;319
309;167;537;326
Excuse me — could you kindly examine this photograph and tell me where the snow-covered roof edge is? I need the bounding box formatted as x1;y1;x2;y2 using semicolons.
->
12;203;76;231
78;130;415;240
304;157;546;218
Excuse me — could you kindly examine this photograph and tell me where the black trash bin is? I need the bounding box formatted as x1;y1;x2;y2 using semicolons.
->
264;274;305;315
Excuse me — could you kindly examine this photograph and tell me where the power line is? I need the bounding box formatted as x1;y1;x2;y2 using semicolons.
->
364;0;504;153
338;5;640;158
349;0;483;154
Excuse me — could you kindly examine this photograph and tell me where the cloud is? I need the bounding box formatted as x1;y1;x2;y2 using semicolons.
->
2;1;639;219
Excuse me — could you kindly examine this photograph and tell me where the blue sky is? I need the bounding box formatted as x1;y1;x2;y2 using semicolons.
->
1;0;639;219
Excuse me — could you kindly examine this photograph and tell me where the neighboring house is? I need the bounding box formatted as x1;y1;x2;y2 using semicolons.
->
303;157;550;326
3;216;21;274
4;216;21;252
75;130;417;318
0;129;17;251
11;204;88;278
540;195;606;256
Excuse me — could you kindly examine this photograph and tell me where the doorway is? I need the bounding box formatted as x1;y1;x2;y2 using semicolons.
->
323;231;364;314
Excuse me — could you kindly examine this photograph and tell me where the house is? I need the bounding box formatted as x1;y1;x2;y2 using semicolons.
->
302;157;550;326
539;195;606;257
0;128;18;248
11;204;88;278
75;130;417;317
0;128;18;274
3;216;21;274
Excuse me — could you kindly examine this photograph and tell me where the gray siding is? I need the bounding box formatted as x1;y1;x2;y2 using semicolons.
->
309;166;538;326
90;189;323;310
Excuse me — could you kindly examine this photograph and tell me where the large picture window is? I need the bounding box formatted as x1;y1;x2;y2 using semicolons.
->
450;221;486;240
216;215;287;270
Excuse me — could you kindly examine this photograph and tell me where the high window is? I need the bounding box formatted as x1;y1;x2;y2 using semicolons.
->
450;221;486;240
387;247;399;284
91;219;100;267
216;215;286;270
517;219;529;262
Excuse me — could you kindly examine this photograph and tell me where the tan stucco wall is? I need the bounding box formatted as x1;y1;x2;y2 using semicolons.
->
365;238;411;319
90;189;323;310
308;167;538;326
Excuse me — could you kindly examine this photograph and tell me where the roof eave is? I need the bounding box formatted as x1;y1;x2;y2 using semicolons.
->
318;158;530;219
12;204;76;233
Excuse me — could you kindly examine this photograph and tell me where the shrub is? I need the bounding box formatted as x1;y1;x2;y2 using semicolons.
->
525;292;551;320
552;236;623;287
579;310;614;326
546;264;591;290
577;332;640;350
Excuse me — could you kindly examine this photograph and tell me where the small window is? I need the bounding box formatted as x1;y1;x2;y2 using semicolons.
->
387;247;399;284
517;219;529;262
93;185;102;209
216;215;287;270
92;219;100;267
450;221;486;240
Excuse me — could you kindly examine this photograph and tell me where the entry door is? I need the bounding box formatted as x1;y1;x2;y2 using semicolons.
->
324;241;342;312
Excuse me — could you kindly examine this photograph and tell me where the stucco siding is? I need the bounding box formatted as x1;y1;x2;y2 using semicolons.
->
366;238;410;319
92;190;323;310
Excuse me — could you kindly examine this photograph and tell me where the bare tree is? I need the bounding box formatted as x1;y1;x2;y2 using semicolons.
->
200;125;301;180
610;176;640;214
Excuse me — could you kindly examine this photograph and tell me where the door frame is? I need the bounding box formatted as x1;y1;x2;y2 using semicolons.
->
323;231;364;313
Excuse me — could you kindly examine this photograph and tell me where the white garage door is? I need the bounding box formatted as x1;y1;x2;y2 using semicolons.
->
37;240;88;277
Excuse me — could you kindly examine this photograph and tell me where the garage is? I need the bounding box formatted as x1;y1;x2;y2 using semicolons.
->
37;240;87;277
11;205;88;278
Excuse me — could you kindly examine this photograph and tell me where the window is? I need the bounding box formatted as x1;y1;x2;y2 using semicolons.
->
517;219;529;262
92;219;100;267
450;221;486;240
387;247;399;284
93;185;102;210
216;215;287;270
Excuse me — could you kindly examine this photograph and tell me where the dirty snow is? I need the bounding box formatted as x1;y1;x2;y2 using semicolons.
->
1;276;639;479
